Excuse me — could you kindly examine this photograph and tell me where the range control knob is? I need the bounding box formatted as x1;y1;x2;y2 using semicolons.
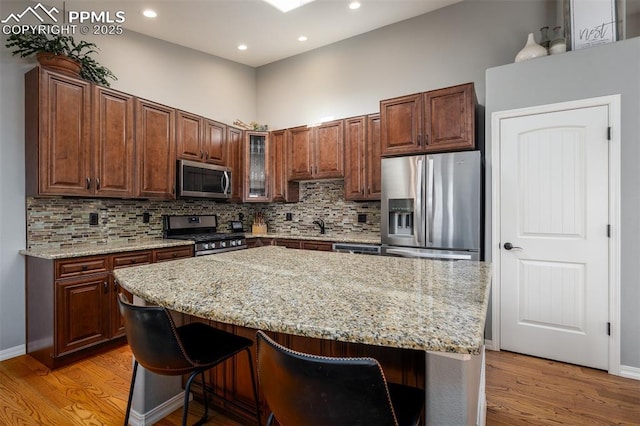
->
203;243;210;250
230;240;236;247
220;241;227;248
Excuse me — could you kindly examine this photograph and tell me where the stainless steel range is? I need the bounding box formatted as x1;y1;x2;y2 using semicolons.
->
163;214;247;256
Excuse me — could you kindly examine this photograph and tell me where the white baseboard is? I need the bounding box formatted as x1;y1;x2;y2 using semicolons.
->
127;391;188;426
620;364;640;381
484;339;498;351
0;344;25;361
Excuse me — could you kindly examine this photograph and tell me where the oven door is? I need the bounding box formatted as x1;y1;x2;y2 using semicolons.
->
178;159;231;199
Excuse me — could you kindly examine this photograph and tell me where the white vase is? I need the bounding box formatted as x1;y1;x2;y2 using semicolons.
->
515;33;548;63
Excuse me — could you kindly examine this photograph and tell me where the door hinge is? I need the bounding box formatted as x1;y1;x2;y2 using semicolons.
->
607;224;611;238
607;126;611;141
607;322;611;336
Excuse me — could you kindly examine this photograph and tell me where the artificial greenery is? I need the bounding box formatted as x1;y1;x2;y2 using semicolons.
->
5;31;116;86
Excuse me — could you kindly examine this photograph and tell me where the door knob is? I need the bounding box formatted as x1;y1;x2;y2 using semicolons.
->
503;242;522;250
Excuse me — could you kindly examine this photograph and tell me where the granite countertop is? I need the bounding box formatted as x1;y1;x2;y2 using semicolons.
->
246;232;381;245
114;246;491;355
20;238;194;260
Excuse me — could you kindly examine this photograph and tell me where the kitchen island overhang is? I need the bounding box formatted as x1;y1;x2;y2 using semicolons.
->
114;246;492;425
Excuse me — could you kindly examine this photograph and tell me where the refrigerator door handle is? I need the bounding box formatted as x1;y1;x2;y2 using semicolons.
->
426;158;435;244
416;158;424;245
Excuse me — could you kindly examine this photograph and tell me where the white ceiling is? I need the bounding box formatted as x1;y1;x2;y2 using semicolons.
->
57;0;462;67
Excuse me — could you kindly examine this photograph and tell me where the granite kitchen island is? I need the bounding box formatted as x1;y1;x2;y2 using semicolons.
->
114;245;491;425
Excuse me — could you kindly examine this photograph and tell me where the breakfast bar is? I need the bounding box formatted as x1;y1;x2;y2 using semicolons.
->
113;245;492;425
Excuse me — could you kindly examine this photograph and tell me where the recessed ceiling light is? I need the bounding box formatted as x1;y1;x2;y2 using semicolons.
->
263;0;315;13
237;44;248;51
142;9;157;18
349;1;361;10
298;35;307;42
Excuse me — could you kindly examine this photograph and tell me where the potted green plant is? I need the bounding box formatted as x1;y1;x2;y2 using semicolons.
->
5;30;116;87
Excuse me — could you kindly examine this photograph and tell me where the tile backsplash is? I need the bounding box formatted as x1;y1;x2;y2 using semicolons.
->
26;181;381;249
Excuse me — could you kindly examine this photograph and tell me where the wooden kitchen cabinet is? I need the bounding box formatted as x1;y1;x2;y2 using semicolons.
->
176;110;204;162
227;126;244;203
93;86;136;197
26;68;136;198
177;112;227;165
26;245;194;369
422;83;476;152
380;83;476;156
25;67;92;196
344;114;381;201
153;246;194;262
270;129;299;202
136;98;176;199
300;240;333;251
380;93;422;156
244;132;270;202
288;120;344;180
55;271;111;355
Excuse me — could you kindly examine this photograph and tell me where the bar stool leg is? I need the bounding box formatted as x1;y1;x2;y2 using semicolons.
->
124;360;139;426
246;348;262;426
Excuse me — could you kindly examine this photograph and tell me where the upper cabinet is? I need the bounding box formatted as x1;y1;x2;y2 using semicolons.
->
270;129;299;203
380;83;476;156
244;131;270;202
136;98;176;199
227;126;244;203
344;114;381;201
288;120;344;181
25;67;135;197
177;112;226;165
93;86;136;197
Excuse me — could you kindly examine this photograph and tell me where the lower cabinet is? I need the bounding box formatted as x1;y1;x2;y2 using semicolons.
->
247;238;333;252
25;245;193;369
185;319;425;424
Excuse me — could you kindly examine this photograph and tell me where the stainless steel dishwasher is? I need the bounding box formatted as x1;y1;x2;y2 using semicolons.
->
332;243;381;255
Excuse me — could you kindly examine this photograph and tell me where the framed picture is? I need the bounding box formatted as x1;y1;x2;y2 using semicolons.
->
565;0;620;50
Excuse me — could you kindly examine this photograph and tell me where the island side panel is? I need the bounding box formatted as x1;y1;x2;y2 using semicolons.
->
426;348;485;426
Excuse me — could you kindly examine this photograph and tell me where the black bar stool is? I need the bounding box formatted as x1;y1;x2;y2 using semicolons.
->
117;294;261;426
256;330;425;426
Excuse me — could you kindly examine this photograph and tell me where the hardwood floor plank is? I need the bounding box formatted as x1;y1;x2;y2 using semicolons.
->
1;347;638;425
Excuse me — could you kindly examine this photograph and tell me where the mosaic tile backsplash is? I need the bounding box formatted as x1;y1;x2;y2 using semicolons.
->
26;181;381;249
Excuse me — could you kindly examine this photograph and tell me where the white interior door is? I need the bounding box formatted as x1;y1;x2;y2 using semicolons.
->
499;105;610;370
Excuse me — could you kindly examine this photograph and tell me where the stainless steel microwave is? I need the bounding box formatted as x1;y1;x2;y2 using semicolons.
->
177;159;231;199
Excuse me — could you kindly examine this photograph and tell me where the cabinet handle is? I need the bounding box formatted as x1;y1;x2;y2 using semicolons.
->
201;150;205;159
172;253;178;258
417;134;421;146
81;265;88;271
86;177;91;189
425;134;429;145
96;177;100;190
205;152;209;160
103;281;108;294
172;184;176;194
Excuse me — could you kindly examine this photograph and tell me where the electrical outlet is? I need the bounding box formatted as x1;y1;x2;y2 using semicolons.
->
89;213;99;226
357;214;367;223
285;212;293;221
143;212;150;223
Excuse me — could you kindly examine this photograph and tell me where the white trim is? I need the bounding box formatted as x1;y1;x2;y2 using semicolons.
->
0;344;25;361
483;339;498;351
620;365;640;381
127;391;188;426
490;95;622;376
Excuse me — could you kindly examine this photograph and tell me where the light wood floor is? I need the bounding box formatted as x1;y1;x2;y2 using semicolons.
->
1;345;638;425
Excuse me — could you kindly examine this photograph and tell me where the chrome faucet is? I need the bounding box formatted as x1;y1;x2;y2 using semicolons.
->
312;218;325;234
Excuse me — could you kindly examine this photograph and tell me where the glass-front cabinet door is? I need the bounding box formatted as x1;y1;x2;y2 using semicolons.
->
244;131;270;202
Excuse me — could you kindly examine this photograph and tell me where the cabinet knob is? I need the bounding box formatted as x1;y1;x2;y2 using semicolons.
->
81;265;88;271
96;177;100;190
86;177;91;189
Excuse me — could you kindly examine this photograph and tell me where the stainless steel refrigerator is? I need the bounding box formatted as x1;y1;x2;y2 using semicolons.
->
380;151;481;260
